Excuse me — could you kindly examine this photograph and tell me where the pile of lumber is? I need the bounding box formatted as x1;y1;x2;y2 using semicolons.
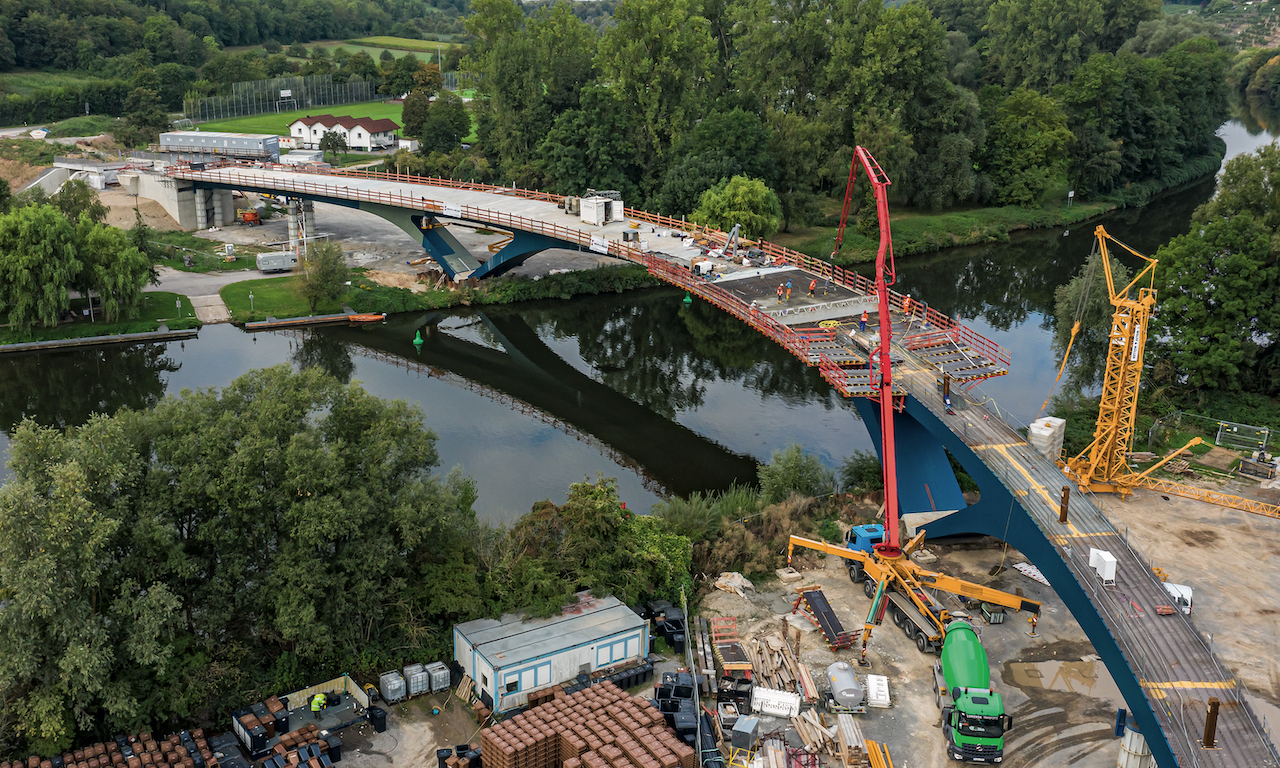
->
745;632;801;692
787;713;868;768
743;630;818;701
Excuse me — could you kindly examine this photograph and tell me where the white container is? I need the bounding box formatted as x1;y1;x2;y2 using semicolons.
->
379;671;406;703
425;661;450;693
403;662;424;680
1095;551;1117;585
866;674;891;708
1089;548;1105;569
749;686;800;717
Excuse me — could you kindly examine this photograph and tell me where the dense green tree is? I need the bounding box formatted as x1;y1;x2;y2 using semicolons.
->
987;0;1105;90
501;476;691;615
731;0;834;115
0;178;10;215
984;89;1072;206
0;205;81;333
1195;142;1280;231
414;62;444;96
1150;214;1279;392
653;109;771;217
401;90;432;138
419;91;471;154
595;0;716;189
73;217;152;323
1120;15;1234;57
296;241;349;313
1160;38;1231;158
51;180;109;225
120;87;170;146
379;53;423;96
537;86;641;199
766;109;828;231
927;0;993;41
1096;0;1162;53
0;416;180;755
690;176;783;241
344;51;379;84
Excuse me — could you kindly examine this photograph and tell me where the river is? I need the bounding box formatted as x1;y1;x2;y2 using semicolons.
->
0;120;1275;523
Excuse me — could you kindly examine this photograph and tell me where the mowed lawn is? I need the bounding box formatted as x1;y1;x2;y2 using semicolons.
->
196;101;404;135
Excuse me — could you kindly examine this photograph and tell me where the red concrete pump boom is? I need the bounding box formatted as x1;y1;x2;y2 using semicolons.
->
832;147;902;558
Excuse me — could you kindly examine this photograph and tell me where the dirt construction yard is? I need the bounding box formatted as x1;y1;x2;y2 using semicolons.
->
334;484;1280;768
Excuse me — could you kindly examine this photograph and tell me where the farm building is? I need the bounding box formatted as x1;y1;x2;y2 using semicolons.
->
288;115;400;151
454;592;648;713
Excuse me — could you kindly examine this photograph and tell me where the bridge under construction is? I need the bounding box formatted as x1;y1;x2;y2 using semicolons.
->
163;161;1279;768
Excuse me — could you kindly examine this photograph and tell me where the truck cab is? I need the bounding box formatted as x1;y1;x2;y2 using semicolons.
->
845;524;885;554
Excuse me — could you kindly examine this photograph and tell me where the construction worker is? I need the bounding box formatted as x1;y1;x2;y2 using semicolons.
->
311;693;325;721
777;282;785;304
807;278;817;297
859;311;868;333
785;279;792;301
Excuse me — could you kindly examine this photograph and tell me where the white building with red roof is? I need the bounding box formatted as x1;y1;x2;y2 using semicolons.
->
288;114;401;151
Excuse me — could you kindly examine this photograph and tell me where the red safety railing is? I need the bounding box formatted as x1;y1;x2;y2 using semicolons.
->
167;162;1011;383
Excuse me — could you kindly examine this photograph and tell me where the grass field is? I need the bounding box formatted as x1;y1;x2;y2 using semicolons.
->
196;101;404;135
0;138;59;165
220;276;347;322
349;36;466;53
0;70;102;95
0;291;200;345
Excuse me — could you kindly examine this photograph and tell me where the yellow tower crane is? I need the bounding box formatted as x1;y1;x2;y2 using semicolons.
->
1063;225;1159;495
1058;226;1280;519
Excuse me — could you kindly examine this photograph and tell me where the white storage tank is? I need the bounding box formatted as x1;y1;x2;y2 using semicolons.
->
379;670;406;703
425;662;450;693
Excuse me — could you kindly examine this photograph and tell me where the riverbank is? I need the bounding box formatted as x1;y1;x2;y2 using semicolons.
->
778;148;1225;264
0;292;200;345
219;263;663;323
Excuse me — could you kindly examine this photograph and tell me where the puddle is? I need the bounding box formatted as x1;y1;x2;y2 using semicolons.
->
1007;660;1125;705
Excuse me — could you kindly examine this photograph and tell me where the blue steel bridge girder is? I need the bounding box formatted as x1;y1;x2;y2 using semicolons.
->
188;180;583;280
862;393;1180;768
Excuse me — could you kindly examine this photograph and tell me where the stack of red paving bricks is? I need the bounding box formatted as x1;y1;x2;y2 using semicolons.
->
480;682;695;768
268;724;332;766
1;731;217;768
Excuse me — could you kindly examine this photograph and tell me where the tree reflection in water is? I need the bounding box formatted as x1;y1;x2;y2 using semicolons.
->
0;343;180;432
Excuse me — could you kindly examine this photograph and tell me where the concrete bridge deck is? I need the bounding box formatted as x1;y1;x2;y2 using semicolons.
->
163;163;1277;768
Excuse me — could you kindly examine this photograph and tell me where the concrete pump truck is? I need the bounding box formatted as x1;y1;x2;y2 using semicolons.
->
786;147;1032;763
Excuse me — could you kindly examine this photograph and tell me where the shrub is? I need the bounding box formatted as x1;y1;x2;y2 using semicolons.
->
758;443;835;504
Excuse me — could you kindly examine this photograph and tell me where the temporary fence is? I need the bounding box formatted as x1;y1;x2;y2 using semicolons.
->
184;75;376;124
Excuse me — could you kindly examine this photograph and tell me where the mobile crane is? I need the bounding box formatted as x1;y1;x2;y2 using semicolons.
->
787;148;1040;667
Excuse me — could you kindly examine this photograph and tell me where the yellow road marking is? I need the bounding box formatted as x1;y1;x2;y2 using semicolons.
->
1054;531;1117;539
1141;680;1236;690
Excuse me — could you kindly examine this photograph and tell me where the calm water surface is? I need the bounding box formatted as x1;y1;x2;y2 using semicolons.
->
0;120;1272;522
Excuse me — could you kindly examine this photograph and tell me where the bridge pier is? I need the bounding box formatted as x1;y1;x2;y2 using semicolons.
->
302;200;316;247
894;396;1181;768
194;189;209;230
287;199;300;252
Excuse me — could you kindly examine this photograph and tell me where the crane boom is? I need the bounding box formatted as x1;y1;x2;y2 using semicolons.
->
787;535;1041;618
833;147;903;556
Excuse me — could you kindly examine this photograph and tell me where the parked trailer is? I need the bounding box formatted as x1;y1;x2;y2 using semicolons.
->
258;252;298;273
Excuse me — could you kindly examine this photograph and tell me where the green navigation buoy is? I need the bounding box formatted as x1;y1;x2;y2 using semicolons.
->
683;292;693;305
413;330;424;346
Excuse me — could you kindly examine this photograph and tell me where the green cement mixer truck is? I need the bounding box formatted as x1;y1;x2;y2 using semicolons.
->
932;619;1014;763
